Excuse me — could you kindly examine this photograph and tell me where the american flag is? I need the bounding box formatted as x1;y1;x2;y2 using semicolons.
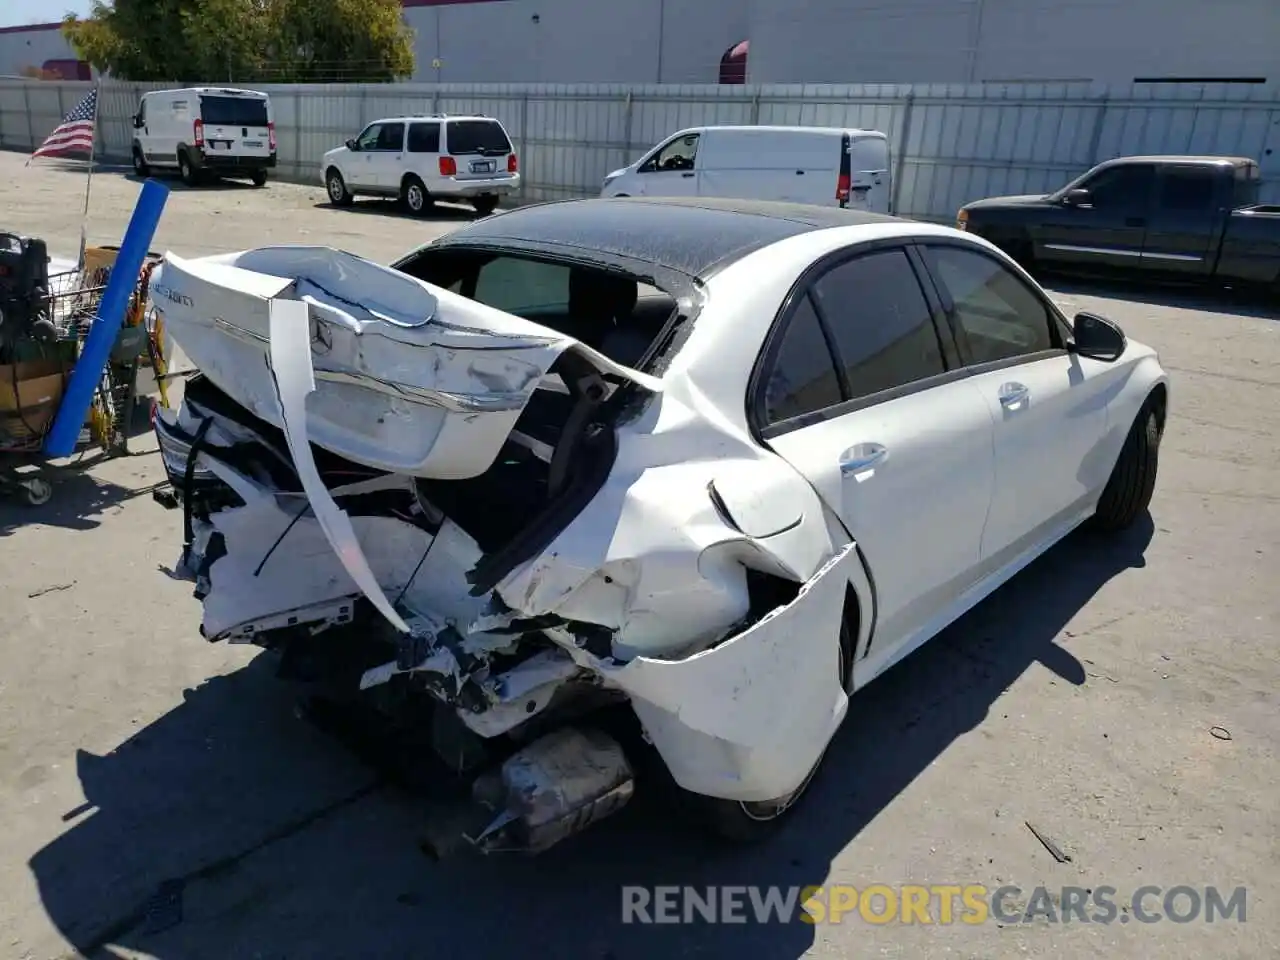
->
29;87;98;161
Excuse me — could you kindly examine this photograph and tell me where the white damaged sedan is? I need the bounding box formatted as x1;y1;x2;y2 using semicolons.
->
149;197;1168;851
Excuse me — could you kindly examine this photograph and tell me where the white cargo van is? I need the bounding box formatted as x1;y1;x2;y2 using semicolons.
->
131;87;275;187
600;125;893;213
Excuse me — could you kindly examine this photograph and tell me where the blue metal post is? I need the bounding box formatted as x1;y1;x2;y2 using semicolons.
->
44;178;169;457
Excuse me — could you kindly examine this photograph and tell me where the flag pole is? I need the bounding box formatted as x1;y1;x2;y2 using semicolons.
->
77;83;100;272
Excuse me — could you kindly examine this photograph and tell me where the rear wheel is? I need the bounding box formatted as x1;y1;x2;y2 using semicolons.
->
325;168;353;206
1092;400;1162;532
472;194;499;217
178;152;199;187
691;620;854;843
131;145;149;178
250;169;267;187
402;175;432;215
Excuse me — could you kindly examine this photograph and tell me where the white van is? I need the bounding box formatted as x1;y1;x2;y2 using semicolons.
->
131;87;275;187
600;125;893;213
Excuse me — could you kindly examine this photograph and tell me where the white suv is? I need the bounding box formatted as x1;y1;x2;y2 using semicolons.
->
321;114;520;216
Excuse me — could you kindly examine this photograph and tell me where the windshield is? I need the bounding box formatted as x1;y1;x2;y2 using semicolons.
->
200;95;269;127
447;120;512;156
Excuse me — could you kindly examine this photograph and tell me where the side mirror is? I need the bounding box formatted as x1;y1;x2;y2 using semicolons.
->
132;114;141;128
345;138;358;151
1063;188;1092;207
1069;311;1126;362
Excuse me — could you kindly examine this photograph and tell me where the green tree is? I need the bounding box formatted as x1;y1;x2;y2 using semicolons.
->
63;0;415;83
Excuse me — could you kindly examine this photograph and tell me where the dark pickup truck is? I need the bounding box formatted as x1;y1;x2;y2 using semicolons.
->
956;155;1280;293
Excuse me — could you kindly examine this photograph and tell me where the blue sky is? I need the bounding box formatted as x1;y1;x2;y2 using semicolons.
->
1;1;93;28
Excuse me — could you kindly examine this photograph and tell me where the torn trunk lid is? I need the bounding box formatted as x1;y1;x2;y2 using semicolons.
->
150;245;661;480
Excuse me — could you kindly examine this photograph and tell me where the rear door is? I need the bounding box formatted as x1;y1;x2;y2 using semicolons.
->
754;244;995;663
1034;163;1157;270
847;135;891;213
1140;164;1221;277
917;240;1113;570
631;131;701;197
199;93;270;160
444;119;515;183
406;120;442;181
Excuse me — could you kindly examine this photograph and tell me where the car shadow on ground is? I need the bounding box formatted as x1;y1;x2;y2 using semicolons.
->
28;515;1153;959
1044;274;1279;322
311;198;488;223
0;447;163;538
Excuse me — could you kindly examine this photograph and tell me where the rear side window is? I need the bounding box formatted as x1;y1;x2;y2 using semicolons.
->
809;249;945;402
1158;167;1216;212
762;296;843;425
1233;165;1260;207
199;95;268;126
926;245;1055;365
446;120;511;156
376;123;405;151
407;122;441;153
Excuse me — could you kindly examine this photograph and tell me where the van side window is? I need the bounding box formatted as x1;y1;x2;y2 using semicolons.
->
407;122;441;154
641;134;699;173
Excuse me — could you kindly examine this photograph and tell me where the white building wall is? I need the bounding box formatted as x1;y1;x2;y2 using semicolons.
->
746;0;1280;84
0;25;79;78
406;0;746;84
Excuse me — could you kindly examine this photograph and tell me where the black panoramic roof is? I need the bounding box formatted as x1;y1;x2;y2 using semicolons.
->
430;196;903;280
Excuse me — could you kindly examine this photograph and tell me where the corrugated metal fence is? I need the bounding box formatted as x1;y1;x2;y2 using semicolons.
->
2;78;1277;220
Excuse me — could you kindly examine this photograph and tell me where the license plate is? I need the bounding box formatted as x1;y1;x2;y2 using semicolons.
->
470;160;495;173
243;140;263;148
208;141;229;150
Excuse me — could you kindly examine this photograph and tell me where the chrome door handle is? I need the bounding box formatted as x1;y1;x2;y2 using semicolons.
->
999;381;1030;409
839;443;887;475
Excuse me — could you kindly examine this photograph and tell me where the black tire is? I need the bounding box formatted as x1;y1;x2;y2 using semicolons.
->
325;168;353;207
178;151;199;187
250;169;268;187
131;145;149;178
1092;402;1162;532
691;621;854;844
472;194;499;217
402;175;432;215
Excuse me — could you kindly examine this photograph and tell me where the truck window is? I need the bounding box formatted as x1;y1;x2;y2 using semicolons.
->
1233;167;1260;208
1157;168;1216;212
1083;164;1156;211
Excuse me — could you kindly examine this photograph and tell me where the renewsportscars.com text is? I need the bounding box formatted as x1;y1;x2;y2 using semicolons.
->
621;884;1247;925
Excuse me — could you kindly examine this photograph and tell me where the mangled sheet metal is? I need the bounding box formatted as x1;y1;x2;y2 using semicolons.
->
152;246;661;480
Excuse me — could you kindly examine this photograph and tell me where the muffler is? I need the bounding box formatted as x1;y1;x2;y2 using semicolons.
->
425;727;634;856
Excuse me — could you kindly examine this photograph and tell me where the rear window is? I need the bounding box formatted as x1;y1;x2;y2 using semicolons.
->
446;120;511;156
200;95;269;127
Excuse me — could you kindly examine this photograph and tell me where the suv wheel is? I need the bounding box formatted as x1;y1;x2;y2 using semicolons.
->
132;145;149;178
178;152;199;187
402;175;431;215
472;194;499;217
325;168;353;206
